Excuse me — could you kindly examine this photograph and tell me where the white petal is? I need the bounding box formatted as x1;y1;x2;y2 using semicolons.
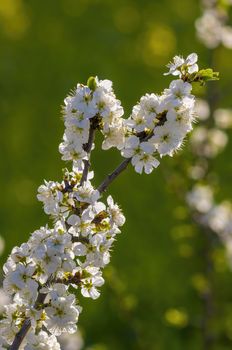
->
186;53;198;65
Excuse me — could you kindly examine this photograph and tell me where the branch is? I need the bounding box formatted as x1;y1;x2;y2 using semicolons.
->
9;319;31;350
9;293;47;350
97;157;131;194
97;129;159;194
80;123;95;186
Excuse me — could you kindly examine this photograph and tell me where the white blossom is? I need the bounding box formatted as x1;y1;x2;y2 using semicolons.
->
25;331;61;350
195;10;223;48
45;293;81;336
107;195;126;227
213;108;232;129
0;289;11;314
194;99;210;121
58;331;84;350
73;181;100;204
186;185;214;213
121;136;160;173
80;267;104;300
195;2;232;49
151;124;183;156
191;126;228;158
164;53;198;77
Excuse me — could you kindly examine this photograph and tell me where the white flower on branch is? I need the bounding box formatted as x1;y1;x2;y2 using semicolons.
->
107;195;125;227
121;136;160;174
0;53;218;350
45;293;81;336
73;181;100;204
80;266;104;300
151;124;183;157
127;93;163;131
25;330;61;350
164;53;198;77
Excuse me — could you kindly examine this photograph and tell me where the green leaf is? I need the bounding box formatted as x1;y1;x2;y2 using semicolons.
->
198;68;220;81
188;68;219;85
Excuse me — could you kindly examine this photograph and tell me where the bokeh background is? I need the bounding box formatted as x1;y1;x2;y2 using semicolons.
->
0;0;232;349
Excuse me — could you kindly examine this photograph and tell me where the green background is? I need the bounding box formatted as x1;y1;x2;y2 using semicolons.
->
0;0;232;349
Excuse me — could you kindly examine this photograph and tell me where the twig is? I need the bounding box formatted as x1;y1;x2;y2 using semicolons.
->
9;293;47;350
80;123;95;185
97;124;162;194
9;319;31;350
97;157;131;194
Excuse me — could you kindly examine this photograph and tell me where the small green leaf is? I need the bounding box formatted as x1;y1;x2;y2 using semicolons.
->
188;68;219;85
198;68;220;81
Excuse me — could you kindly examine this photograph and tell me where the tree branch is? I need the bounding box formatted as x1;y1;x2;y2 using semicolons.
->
97;157;131;194
9;293;47;350
9;319;31;350
80;123;95;186
97;127;159;194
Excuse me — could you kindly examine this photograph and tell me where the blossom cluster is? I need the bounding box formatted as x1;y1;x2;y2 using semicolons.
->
121;54;198;173
191;101;232;158
184;16;232;269
186;101;232;268
60;53;199;175
196;0;232;48
187;184;232;265
0;196;84;350
59;77;125;163
1;167;125;348
188;99;232;180
180;1;232;275
0;54;216;349
0;289;84;350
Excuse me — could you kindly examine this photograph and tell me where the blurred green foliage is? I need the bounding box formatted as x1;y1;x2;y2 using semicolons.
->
0;0;232;349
